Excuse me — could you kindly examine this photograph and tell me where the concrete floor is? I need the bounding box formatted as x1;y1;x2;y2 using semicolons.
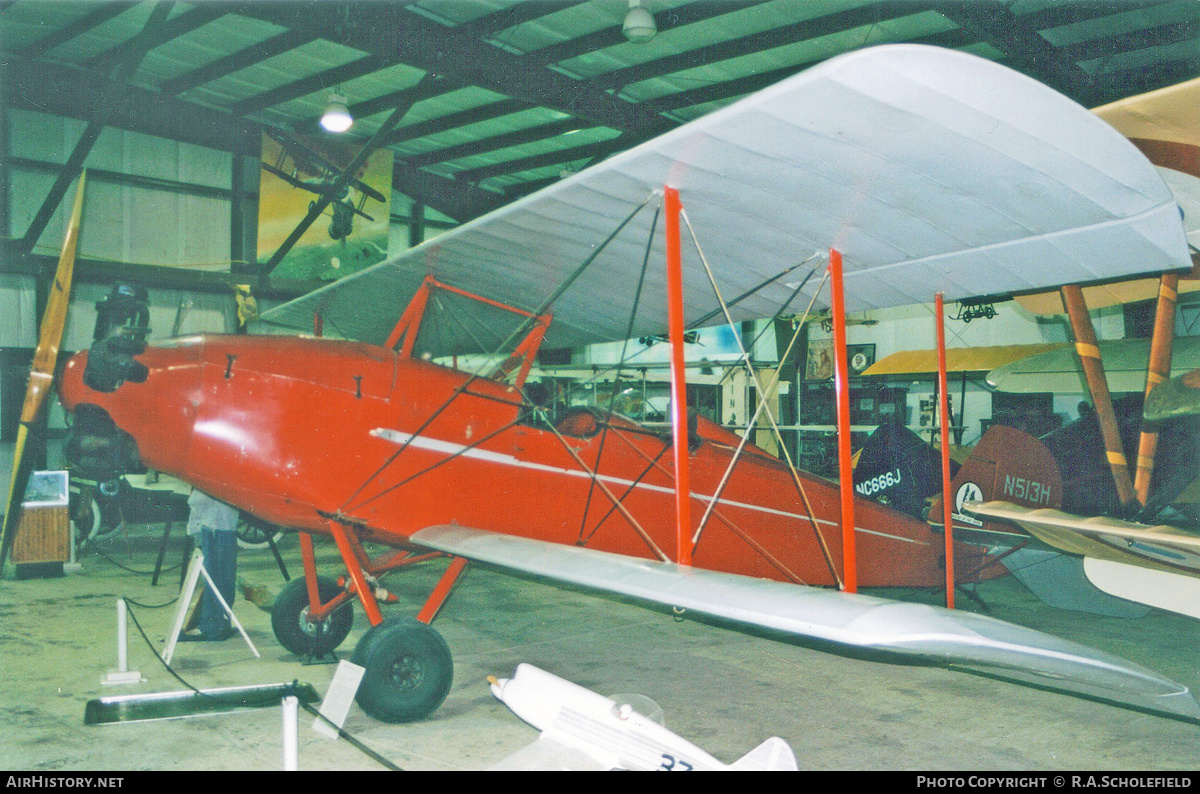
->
2;522;1200;772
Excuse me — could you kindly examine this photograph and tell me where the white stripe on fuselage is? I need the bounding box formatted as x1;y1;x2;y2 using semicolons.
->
369;428;925;546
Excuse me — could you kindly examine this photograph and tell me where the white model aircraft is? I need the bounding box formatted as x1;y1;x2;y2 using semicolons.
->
488;663;798;771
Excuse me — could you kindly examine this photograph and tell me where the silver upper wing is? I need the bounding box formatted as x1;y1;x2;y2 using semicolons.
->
257;44;1189;351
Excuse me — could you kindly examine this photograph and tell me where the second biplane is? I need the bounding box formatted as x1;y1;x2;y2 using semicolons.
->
54;45;1200;723
922;75;1200;623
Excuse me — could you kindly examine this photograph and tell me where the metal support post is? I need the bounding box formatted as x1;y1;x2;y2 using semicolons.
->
664;186;691;566
829;249;856;593
282;695;299;771
101;598;144;686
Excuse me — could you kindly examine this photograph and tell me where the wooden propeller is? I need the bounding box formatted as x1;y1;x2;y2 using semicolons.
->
0;172;87;571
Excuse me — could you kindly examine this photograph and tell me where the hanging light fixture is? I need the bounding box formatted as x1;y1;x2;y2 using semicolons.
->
623;0;656;43
320;92;353;133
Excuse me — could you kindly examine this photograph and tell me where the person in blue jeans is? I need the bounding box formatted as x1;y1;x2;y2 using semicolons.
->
180;490;239;642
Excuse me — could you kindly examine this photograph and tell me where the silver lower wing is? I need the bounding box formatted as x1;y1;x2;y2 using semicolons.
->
411;525;1200;721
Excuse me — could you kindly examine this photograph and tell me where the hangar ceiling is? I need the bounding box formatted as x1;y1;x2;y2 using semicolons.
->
3;0;1199;265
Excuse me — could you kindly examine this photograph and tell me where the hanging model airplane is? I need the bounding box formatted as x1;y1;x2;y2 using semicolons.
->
48;45;1200;724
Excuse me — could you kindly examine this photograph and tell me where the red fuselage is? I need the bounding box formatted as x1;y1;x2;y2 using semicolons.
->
60;334;992;587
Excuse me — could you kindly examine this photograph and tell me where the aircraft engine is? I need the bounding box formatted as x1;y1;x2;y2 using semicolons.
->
83;283;151;393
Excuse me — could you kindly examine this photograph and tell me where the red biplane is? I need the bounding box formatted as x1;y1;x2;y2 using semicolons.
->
20;45;1200;722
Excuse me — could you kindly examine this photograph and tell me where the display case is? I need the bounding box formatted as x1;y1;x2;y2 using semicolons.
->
11;470;70;578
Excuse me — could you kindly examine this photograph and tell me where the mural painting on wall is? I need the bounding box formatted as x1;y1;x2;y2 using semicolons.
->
257;131;392;281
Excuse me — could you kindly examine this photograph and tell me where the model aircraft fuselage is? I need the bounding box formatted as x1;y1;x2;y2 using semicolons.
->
59;332;992;589
488;663;798;770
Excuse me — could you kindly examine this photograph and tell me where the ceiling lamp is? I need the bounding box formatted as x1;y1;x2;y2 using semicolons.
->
623;0;656;44
320;92;353;133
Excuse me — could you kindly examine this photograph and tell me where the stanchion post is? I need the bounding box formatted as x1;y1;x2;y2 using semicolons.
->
282;695;299;771
117;598;128;672
664;186;692;566
101;598;144;685
936;293;955;609
829;249;856;593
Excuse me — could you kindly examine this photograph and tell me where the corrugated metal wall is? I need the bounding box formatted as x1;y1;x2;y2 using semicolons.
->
2;106;239;450
7;108;232;269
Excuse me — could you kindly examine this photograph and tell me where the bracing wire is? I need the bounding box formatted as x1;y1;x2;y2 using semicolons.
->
578;205;661;542
339;194;655;515
679;207;842;586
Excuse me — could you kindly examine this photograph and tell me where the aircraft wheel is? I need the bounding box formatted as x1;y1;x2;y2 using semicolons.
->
271;577;354;657
70;488;120;544
351;617;453;723
235;512;283;550
71;494;102;543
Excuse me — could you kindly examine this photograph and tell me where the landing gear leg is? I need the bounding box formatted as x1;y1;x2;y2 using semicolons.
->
270;531;355;658
327;521;384;625
352;556;468;723
417;556;469;624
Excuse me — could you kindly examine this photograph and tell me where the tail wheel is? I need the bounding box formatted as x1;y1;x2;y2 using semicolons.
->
351;617;453;723
271;577;354;657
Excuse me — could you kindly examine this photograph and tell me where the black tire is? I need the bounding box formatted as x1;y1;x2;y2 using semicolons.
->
70;492;120;544
71;494;101;543
351;617;453;723
235;512;282;550
271;577;354;657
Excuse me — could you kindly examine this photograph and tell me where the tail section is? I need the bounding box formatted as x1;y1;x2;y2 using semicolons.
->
729;737;799;771
933;426;1153;617
928;424;1063;538
852;420;948;520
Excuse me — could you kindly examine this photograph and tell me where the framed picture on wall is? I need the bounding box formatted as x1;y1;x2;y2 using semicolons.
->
847;344;876;375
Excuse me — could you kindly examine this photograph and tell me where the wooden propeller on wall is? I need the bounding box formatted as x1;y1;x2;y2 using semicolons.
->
0;173;87;571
